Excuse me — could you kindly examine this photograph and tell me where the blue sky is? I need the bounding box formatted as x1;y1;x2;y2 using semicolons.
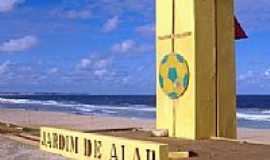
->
0;0;269;95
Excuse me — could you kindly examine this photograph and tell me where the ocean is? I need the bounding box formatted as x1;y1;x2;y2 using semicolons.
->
0;95;269;129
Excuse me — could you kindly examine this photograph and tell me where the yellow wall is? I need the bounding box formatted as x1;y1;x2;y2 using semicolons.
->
40;127;168;160
156;0;196;139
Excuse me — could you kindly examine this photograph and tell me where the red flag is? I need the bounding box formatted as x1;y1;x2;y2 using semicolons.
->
235;17;247;40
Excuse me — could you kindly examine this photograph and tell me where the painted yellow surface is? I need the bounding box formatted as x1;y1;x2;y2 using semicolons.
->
216;0;237;138
168;152;189;159
156;0;236;139
156;0;196;139
194;0;216;139
40;127;169;160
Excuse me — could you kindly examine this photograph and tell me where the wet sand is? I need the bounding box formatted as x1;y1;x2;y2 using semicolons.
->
0;109;154;131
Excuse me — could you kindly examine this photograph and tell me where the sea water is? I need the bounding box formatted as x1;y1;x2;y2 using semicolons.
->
0;94;269;129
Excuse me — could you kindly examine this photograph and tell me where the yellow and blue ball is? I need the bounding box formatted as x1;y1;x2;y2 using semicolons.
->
159;53;189;100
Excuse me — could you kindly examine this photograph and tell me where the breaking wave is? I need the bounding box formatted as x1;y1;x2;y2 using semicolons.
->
0;97;155;114
237;112;270;122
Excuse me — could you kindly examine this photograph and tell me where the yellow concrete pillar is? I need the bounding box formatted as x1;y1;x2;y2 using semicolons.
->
216;0;237;139
156;0;236;139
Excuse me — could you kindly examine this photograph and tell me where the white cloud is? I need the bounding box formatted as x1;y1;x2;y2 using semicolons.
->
77;58;92;69
111;39;135;53
0;60;11;74
92;0;154;20
264;68;270;79
48;68;59;74
237;68;270;84
111;39;153;54
94;59;109;68
265;70;270;76
0;61;48;85
20;66;31;72
238;71;260;84
136;24;155;36
238;70;255;81
62;10;92;19
102;16;119;32
75;55;117;80
94;69;107;77
77;56;110;70
51;9;92;19
122;75;132;84
0;0;24;12
0;35;38;53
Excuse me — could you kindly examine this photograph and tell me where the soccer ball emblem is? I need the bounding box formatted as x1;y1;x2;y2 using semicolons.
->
159;53;189;100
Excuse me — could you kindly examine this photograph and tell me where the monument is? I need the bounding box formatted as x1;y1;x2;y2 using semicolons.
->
156;0;245;139
40;0;247;159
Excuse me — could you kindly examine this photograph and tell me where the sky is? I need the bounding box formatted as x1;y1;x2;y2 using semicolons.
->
0;0;269;95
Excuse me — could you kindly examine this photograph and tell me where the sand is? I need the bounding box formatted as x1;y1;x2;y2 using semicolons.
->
0;108;270;160
237;128;270;145
0;108;269;144
0;134;66;160
0;109;154;131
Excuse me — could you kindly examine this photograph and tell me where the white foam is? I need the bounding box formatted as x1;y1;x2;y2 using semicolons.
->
74;107;93;112
237;112;270;122
0;97;155;113
262;110;270;114
0;97;76;108
79;104;155;112
101;110;118;114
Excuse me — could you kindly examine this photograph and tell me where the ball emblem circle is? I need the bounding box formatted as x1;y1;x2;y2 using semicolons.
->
159;53;190;100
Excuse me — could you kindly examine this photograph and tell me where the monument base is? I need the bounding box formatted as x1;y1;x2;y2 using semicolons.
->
40;127;270;160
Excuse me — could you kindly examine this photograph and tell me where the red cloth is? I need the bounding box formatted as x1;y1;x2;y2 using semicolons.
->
235;17;247;40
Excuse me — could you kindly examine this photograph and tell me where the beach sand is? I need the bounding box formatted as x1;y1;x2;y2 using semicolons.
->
0;108;269;160
0;134;66;160
0;109;154;131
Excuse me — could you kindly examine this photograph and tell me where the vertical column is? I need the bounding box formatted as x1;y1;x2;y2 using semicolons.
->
156;0;197;139
194;0;217;139
156;0;175;137
156;0;217;139
216;0;237;138
174;0;196;139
